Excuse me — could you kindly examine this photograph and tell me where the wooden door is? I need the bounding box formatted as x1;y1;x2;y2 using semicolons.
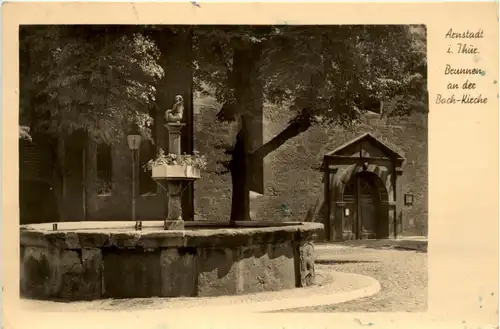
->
357;174;379;239
342;180;356;240
343;173;380;240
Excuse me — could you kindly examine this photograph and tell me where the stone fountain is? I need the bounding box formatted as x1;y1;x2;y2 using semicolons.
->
151;95;200;230
19;95;324;301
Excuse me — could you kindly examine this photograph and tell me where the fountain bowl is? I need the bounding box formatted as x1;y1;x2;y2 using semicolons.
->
151;164;201;181
20;220;323;301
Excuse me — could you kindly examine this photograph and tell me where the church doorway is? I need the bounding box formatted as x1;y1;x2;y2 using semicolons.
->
322;133;404;241
342;171;385;240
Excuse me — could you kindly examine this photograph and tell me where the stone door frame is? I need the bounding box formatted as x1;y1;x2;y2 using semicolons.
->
335;164;390;240
321;133;405;242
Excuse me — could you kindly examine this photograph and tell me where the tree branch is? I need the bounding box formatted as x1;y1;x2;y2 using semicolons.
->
251;110;312;160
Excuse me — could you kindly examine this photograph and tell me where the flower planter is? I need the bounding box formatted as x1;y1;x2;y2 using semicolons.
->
151;164;201;181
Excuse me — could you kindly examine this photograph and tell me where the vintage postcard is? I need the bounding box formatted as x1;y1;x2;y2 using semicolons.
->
1;2;498;329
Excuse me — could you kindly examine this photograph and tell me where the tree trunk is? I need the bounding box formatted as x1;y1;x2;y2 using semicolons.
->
230;130;249;222
229;41;263;223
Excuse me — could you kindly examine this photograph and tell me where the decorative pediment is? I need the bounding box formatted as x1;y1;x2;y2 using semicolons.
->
325;133;405;161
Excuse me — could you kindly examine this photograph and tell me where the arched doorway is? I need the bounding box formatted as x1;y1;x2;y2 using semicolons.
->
322;133;405;241
342;171;387;240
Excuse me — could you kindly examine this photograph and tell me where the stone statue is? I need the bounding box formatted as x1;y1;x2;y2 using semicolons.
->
299;242;316;287
165;95;184;123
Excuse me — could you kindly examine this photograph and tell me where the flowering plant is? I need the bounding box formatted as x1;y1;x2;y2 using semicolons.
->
144;149;208;171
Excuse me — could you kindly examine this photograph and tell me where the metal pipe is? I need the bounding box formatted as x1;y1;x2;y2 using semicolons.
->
132;149;137;226
82;147;87;221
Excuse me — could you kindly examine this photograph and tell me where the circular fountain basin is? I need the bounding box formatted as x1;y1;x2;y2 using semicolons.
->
20;221;323;301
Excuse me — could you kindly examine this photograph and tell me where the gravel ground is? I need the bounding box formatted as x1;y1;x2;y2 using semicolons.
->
285;246;428;312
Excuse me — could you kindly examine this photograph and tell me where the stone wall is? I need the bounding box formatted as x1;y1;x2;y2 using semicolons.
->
20;222;323;301
193;95;428;236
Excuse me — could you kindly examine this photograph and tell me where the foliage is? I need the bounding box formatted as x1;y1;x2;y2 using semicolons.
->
144;149;208;171
20;25;163;143
19;125;32;141
21;24;426;148
193;25;427;151
263;25;427;119
192;26;273;107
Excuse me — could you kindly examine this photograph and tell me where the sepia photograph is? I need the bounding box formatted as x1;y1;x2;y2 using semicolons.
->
17;24;429;314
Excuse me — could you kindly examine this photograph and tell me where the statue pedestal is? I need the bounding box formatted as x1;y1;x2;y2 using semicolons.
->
164;122;187;230
165;122;184;156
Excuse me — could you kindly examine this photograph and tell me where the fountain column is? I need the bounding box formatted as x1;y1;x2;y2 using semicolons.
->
162;95;187;230
163;122;185;229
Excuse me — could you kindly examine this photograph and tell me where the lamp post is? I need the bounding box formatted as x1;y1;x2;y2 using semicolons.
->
127;134;142;230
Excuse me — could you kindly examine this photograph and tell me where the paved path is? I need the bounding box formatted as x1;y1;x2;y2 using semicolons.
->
283;245;428;312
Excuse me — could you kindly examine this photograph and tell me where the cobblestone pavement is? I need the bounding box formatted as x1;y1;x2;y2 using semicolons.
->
286;246;427;312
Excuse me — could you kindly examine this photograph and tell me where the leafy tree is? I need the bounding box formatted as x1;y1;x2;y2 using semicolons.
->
193;25;427;223
19;125;32;141
19;25;163;221
20;25;163;143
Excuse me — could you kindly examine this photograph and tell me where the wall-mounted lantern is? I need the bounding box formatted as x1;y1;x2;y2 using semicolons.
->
344;208;350;217
404;193;414;206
